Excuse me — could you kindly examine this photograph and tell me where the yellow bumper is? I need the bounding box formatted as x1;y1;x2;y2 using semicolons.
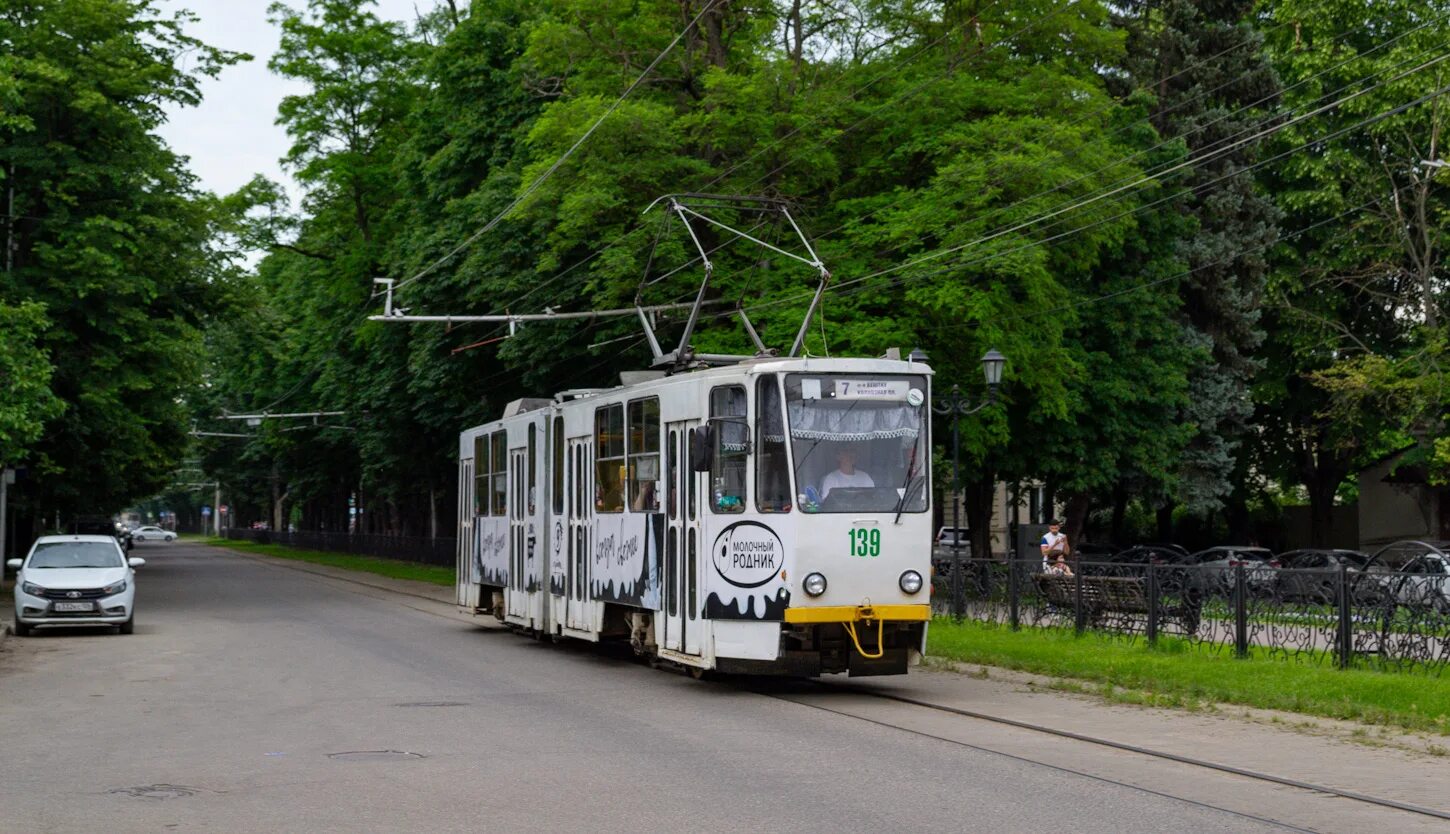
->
783;604;930;624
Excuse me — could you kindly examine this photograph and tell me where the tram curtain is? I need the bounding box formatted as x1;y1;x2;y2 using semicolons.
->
786;401;920;442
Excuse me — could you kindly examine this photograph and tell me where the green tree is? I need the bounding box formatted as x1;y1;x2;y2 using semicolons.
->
1116;0;1283;533
0;0;244;527
0;303;64;463
1255;0;1450;541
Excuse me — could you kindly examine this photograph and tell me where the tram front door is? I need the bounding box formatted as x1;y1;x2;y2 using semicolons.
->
664;421;702;655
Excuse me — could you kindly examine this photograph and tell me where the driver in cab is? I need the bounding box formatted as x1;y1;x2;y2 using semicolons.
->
820;448;874;498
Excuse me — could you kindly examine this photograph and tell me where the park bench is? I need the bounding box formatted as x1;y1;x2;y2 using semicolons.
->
1033;573;1201;635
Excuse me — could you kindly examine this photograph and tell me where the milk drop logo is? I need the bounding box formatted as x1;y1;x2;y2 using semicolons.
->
713;521;785;588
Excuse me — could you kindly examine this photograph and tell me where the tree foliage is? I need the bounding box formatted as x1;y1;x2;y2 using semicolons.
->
12;0;1440;550
0;0;244;528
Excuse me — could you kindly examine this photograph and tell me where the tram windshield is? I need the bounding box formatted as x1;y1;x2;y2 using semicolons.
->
784;373;928;513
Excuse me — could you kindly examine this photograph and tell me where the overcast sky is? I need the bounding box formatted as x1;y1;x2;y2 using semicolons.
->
155;0;426;203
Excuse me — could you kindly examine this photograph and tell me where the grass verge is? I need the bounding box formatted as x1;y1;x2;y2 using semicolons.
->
927;618;1450;736
201;537;453;587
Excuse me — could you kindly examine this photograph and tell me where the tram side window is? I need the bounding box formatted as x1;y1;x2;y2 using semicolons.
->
710;385;747;514
552;416;565;515
628;397;660;512
473;435;489;516
595;404;625;513
756;375;791;513
491;431;507;516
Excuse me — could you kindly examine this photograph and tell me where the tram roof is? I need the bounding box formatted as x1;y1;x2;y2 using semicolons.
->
461;355;933;439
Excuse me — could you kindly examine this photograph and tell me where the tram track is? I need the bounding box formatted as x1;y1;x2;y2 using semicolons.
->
224;547;1447;828
749;678;1450;831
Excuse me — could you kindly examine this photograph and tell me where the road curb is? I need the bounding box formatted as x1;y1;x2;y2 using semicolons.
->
0;621;9;648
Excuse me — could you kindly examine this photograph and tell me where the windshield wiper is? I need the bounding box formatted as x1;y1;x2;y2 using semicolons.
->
892;403;925;524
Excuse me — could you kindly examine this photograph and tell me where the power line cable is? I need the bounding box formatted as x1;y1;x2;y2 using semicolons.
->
833;78;1450;308
715;60;1450;328
797;50;1450;306
918;182;1422;334
801;9;1450;271
450;0;1069;324
387;0;724;297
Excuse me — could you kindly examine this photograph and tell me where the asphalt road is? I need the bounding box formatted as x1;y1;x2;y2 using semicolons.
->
0;542;1304;833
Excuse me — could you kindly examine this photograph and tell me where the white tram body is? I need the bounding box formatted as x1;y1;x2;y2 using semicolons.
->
456;355;933;676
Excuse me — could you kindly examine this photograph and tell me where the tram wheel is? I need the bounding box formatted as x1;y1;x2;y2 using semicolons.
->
688;666;707;681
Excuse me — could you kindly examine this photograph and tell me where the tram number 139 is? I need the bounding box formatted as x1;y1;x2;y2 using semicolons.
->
848;528;881;557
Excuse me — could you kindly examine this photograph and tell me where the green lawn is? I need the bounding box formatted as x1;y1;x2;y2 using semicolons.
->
202;537;454;587
927;619;1450;736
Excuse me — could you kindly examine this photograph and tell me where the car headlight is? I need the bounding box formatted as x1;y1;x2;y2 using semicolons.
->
803;572;827;597
21;581;47;596
899;570;924;594
101;579;128;595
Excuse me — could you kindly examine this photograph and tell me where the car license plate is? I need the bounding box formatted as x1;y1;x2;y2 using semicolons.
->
53;601;95;612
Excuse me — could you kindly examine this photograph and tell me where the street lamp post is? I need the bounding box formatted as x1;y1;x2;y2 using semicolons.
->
929;349;1006;621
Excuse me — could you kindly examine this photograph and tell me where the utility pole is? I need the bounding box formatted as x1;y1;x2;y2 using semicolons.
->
1;466;11;566
214;482;222;536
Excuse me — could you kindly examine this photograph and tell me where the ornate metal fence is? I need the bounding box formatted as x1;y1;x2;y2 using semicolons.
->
933;557;1448;675
222;528;456;568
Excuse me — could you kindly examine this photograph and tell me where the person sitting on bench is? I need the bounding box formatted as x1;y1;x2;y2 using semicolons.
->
1040;520;1072;575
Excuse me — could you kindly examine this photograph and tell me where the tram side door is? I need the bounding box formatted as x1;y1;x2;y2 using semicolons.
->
565;436;591;631
664;421;702;655
508;446;528;619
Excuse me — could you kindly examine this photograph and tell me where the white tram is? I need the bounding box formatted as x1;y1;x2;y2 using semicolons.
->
455;355;934;676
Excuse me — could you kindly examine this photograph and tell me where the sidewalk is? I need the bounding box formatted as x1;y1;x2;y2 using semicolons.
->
213;541;1449;821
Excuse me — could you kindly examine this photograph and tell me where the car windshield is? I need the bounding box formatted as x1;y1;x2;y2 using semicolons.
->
28;541;123;569
785;373;928;513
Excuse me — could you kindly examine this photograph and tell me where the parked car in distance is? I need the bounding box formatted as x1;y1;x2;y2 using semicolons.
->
1072;542;1119;562
1365;541;1450;614
931;528;971;577
1272;549;1389;604
8;535;144;635
68;515;132;551
1083;545;1205;595
1190;546;1278;595
131;525;175;542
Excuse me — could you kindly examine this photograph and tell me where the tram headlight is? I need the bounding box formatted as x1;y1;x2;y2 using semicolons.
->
803;572;828;597
899;570;924;595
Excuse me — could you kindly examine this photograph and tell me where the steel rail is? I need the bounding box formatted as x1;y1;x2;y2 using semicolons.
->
780;679;1450;823
755;686;1316;833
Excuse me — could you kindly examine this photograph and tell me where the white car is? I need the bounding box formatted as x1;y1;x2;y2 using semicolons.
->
1391;553;1450;614
8;535;144;635
131;525;175;542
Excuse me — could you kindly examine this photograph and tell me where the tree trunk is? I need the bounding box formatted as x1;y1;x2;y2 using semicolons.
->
1156;502;1175;541
429;487;438;540
1298;439;1352;548
964;470;995;563
1063;493;1091;553
701;1;730;69
1110;483;1129;543
1224;492;1250;544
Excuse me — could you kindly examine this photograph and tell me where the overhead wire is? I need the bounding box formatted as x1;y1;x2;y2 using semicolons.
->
831;49;1450;294
713;45;1450;323
917;181;1425;334
785;79;1450;334
386;0;724;298
437;0;1071;333
446;20;1444;362
396;6;1444;373
787;7;1450;274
